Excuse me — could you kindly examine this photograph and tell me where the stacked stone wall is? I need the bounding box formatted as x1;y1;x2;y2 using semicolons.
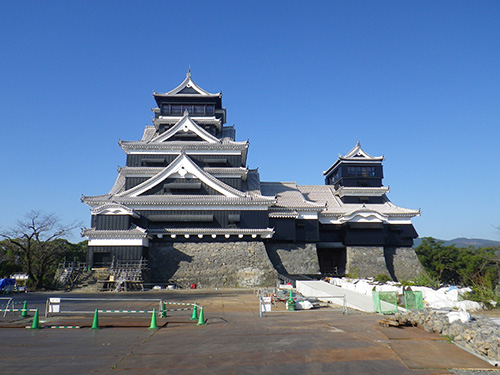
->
148;241;277;288
346;246;425;281
389;247;426;281
265;243;321;275
346;246;390;278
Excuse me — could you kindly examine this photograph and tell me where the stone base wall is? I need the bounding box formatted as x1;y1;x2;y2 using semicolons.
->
389;247;426;281
265;243;320;275
346;246;390;278
346;246;425;281
148;241;277;288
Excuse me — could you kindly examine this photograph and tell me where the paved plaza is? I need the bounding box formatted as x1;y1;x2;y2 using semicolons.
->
0;289;497;374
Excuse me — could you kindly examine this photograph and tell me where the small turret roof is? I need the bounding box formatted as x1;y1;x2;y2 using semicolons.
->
342;141;384;160
323;141;384;177
153;69;221;97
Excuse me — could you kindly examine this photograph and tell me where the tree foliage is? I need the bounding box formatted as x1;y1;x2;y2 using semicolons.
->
415;237;500;289
0;210;83;289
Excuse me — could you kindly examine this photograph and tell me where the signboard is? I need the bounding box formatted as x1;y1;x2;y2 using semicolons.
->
49;298;61;313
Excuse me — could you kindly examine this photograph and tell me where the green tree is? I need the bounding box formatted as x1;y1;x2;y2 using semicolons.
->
415;237;499;288
0;210;81;289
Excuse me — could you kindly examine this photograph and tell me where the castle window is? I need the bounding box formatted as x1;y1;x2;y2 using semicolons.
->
194;105;205;114
206;105;214;115
347;166;376;177
228;214;240;223
171;105;182;114
182;105;193;114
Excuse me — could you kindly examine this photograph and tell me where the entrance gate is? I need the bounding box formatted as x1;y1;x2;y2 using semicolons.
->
317;246;346;275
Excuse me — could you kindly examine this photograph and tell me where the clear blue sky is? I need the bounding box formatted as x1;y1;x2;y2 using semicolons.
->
1;1;500;242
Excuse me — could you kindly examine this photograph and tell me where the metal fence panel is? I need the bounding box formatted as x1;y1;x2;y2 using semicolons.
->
404;291;424;310
372;291;398;314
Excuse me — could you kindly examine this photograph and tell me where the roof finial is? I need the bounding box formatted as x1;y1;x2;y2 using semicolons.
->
187;66;191;78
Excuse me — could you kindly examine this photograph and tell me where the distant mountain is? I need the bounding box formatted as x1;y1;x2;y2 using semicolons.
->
413;237;500;248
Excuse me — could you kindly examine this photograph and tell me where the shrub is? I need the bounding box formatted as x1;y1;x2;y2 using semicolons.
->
412;273;441;289
461;275;500;309
374;274;392;283
345;267;359;279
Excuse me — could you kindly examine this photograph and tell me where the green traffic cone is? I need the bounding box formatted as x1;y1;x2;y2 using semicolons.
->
161;302;167;318
190;303;198;320
197;306;206;325
29;309;40;330
90;309;100;330
287;288;295;311
149;308;158;330
21;300;28;318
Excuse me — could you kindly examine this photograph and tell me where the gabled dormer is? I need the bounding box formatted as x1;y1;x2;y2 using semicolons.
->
117;153;247;198
150;111;220;143
152;69;226;125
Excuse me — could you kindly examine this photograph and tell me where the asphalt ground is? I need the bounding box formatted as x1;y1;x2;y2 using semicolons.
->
0;289;497;375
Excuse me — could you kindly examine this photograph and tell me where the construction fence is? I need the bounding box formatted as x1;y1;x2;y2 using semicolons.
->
372;290;424;314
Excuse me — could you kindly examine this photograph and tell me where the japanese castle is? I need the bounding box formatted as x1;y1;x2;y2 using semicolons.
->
82;71;424;287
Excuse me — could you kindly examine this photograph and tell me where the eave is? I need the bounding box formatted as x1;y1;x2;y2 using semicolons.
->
82;195;276;208
148;227;274;239
82;227;148;239
336;186;390;198
118;140;249;153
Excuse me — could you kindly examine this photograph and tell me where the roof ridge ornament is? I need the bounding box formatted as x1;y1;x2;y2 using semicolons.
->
154;71;220;97
342;141;383;160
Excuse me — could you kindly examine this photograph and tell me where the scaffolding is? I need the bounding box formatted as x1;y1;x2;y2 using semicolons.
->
99;258;148;292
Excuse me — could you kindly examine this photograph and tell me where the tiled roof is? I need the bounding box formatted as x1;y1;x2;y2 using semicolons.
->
82;226;148;239
246;169;263;196
118;166;248;178
260;182;324;211
297;185;420;217
203;167;248;175
269;211;299;219
108;172;126;195
323;141;384;176
118;140;248;151
297;185;339;209
118;167;163;175
116;153;249;199
141;126;156;142
82;195;275;206
119;139;247;147
153;116;221;126
336;186;389;197
150;112;220;144
147;227;274;236
153;69;221;97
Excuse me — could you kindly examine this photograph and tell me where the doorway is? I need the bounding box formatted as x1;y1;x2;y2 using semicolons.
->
317;247;346;275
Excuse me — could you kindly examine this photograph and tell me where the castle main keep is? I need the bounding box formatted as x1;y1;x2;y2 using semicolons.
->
82;71;425;287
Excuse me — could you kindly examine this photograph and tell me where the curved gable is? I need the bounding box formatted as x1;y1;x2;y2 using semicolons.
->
151;112;220;143
117;154;246;198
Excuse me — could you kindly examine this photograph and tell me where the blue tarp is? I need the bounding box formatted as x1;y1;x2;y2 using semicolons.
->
0;278;15;290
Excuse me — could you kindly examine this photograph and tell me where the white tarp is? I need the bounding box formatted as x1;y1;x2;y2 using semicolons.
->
328;278;483;311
